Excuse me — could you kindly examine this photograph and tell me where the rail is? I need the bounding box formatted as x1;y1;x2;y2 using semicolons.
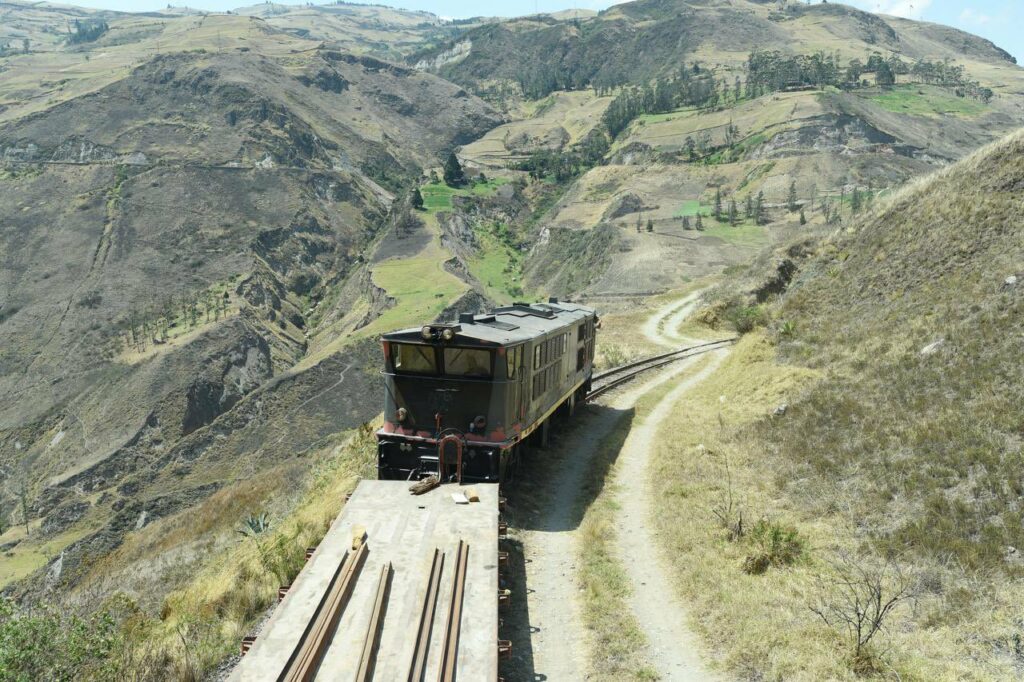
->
587;338;737;400
439;541;470;682
279;541;368;682
408;549;445;681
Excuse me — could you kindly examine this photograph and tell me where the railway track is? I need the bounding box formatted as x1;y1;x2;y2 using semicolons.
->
587;338;737;400
236;341;735;681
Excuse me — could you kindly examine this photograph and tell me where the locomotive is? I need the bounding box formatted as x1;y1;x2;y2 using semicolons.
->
376;300;598;483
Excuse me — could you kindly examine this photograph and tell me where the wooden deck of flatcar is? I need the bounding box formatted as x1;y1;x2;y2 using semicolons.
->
230;481;500;681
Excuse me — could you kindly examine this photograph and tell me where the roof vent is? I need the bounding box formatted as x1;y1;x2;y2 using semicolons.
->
548;297;559;304
459;313;475;324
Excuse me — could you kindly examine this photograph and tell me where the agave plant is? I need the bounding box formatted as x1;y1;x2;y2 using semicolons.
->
237;511;271;538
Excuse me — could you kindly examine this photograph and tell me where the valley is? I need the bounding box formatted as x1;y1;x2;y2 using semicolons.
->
1;0;1023;679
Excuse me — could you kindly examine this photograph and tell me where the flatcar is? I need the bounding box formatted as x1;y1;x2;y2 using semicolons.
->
376;300;598;483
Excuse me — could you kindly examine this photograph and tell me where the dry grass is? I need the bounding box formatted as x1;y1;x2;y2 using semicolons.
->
646;127;1024;680
102;424;377;680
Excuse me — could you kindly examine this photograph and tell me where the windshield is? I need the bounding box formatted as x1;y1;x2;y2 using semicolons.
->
444;347;493;378
391;344;438;375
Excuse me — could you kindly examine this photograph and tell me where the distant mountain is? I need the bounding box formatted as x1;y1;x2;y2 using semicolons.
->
415;0;1018;95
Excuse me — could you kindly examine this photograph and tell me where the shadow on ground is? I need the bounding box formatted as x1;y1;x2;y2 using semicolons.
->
499;402;636;681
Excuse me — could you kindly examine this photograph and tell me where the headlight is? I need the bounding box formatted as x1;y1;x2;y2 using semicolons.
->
421;326;432;340
441;328;455;341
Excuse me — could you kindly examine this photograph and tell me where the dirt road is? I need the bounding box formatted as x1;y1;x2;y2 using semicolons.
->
508;292;727;681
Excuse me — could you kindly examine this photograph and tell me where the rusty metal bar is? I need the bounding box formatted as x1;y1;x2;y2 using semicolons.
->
356;562;393;682
439;540;469;682
408;548;445;682
278;541;368;682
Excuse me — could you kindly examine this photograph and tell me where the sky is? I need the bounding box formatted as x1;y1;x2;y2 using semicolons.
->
65;0;1023;65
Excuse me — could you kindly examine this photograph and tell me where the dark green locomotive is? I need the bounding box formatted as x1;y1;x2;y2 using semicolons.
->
376;300;598;483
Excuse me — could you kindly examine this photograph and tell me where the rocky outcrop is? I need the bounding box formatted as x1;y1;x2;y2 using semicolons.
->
603;192;659;220
436;290;492;323
413;40;472;71
182;333;272;434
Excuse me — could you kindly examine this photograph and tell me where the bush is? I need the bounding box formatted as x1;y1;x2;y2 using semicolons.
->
599;344;629;369
725;302;768;334
0;597;122;680
742;518;805;574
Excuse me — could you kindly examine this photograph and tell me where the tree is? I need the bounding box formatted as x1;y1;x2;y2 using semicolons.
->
684;136;696;161
443;152;465;187
799;208;807;225
728;199;739;226
714;187;723;222
851;187;862;214
682;215;692;230
646;218;654;233
19;481;30;536
695;213;704;231
754;191;767;225
724;120;740;147
22;38;29;54
787;180;798;212
876;61;896;87
411;187;424;210
745;194;754;220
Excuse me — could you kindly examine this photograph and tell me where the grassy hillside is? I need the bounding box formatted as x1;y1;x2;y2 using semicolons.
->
651;127;1024;680
420;0;1024;302
775;129;1024;575
0;24;500;627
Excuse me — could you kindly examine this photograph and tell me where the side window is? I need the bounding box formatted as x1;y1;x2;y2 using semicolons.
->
508;345;521;379
534;345;542;370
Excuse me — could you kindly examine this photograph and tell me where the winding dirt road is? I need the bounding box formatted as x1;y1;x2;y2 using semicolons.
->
509;291;728;681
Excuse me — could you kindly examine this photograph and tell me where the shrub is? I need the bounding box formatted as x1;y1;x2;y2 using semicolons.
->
725;302;768;334
809;553;915;672
599;344;629;369
0;597;122;680
742;518;805;574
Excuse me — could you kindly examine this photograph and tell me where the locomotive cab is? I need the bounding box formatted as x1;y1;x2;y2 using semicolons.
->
377;303;596;483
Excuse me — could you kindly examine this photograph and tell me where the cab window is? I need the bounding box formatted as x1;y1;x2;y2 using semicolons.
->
444;347;493;378
391;344;438;375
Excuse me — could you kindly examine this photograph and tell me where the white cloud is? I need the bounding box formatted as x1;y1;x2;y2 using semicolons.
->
847;0;933;20
959;7;991;25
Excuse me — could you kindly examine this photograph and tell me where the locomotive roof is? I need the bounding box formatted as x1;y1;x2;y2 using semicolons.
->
382;301;596;346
